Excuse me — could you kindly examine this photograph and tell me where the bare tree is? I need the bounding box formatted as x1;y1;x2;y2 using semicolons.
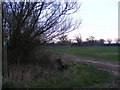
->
86;36;96;45
2;1;81;63
89;36;95;42
107;39;112;44
86;38;89;42
57;34;69;46
74;33;82;45
86;36;95;42
58;35;68;42
99;39;105;44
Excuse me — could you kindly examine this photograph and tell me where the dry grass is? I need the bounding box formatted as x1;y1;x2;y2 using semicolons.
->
4;64;58;84
3;61;117;88
4;48;61;84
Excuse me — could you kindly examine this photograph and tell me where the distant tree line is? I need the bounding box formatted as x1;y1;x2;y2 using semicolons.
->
45;35;120;47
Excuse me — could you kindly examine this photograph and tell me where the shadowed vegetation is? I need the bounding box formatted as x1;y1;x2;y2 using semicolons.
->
3;61;116;88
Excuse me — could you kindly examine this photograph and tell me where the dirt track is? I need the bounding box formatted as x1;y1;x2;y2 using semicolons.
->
56;53;119;76
55;53;120;88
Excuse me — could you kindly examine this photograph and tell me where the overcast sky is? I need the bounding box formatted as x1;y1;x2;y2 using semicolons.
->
68;0;119;42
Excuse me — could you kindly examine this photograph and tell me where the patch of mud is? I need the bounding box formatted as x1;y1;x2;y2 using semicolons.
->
56;53;119;76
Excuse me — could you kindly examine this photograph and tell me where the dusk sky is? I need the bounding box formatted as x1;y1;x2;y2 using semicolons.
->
68;0;118;42
3;0;119;42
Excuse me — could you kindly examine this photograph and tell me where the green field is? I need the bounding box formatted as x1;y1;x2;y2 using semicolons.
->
52;46;119;61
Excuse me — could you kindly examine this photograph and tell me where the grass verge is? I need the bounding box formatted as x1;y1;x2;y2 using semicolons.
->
3;60;116;88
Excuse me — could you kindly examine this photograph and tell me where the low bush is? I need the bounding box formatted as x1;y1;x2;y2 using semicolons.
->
4;47;68;84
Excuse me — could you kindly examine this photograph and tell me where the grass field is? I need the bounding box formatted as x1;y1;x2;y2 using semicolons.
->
3;61;116;88
52;46;119;61
3;46;119;88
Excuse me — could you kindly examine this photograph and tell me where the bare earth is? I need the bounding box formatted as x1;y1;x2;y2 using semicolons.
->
56;53;119;76
55;53;120;88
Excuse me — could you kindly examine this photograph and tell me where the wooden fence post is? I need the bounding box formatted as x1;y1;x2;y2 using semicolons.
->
3;36;8;79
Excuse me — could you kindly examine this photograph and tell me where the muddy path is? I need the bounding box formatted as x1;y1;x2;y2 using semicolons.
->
52;52;120;88
55;53;120;76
